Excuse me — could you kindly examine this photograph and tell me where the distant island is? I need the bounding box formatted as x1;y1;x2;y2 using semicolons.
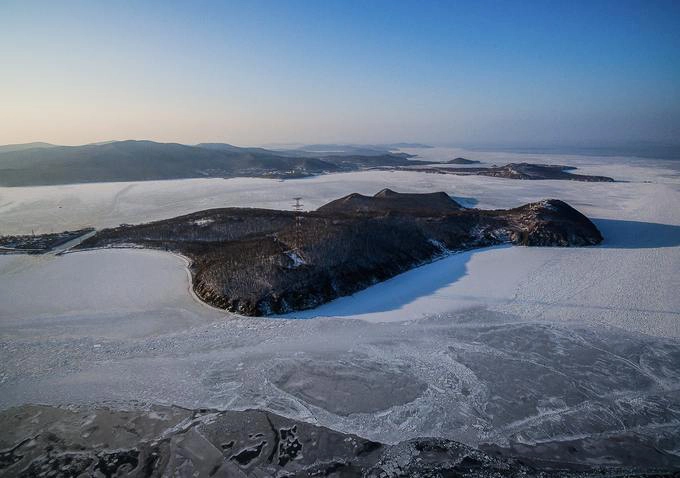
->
0;141;614;186
66;190;604;316
2;403;660;477
445;157;481;164
396;162;615;182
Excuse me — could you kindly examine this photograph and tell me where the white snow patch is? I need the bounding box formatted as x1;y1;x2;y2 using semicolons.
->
285;250;306;268
427;239;448;253
191;218;214;227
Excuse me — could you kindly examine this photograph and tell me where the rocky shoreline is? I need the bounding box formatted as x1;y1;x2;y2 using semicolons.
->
2;404;676;477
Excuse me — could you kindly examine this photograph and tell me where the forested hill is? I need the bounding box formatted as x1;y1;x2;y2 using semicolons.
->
0;140;424;186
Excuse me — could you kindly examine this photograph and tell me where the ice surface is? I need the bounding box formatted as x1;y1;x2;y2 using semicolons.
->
1;309;678;451
0;147;679;455
0;249;221;339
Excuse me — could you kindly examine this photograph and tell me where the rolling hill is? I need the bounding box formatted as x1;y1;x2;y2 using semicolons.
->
0;140;430;186
0;140;343;186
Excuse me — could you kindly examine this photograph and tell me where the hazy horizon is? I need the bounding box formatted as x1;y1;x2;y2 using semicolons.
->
2;0;679;147
3;138;680;162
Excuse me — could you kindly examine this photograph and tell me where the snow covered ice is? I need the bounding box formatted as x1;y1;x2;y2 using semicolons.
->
1;147;679;457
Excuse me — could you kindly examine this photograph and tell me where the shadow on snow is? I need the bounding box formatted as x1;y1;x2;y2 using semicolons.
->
593;218;680;249
277;218;680;319
279;246;499;319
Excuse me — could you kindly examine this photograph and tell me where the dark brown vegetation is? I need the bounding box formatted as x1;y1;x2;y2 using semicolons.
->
76;190;603;316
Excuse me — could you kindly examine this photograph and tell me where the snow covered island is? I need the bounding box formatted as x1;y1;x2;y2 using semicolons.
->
67;189;603;316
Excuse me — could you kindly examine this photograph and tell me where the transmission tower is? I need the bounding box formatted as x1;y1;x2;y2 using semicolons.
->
292;197;303;252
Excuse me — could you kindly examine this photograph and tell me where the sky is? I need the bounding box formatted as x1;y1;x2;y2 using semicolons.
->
1;0;679;147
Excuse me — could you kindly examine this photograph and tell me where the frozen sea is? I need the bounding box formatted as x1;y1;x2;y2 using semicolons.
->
1;147;679;457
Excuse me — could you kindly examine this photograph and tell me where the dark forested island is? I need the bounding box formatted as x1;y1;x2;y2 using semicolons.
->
72;190;603;316
445;157;481;164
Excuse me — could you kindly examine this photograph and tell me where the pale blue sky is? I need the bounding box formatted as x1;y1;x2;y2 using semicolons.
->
1;0;679;146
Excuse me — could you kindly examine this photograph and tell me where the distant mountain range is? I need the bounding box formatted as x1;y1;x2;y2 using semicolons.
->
0;142;57;153
0;140;428;187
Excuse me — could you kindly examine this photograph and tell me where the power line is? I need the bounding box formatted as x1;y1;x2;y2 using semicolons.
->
292;197;303;252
